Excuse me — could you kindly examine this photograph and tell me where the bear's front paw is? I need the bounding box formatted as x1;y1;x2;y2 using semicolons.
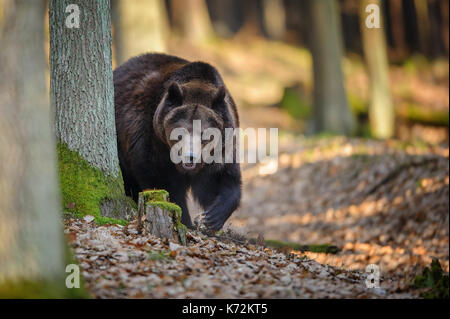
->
202;209;228;231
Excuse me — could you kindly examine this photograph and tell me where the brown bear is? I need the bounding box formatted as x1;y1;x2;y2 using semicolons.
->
114;53;241;231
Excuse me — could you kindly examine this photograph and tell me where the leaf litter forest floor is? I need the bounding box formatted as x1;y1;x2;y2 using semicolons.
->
65;39;449;298
65;138;448;298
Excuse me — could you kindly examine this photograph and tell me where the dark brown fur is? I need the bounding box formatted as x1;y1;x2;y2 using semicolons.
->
114;53;241;230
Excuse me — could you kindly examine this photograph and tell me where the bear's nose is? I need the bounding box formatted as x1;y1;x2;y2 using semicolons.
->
182;152;198;170
183;152;198;163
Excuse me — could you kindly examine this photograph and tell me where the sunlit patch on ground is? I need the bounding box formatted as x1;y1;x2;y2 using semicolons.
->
230;137;449;290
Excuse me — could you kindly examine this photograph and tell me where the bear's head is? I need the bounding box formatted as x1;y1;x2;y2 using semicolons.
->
153;81;231;175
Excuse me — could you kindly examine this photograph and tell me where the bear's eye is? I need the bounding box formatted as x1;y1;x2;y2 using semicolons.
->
212;85;226;107
166;82;183;107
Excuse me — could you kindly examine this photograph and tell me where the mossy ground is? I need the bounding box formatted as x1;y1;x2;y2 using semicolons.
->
279;87;311;120
400;104;449;127
57;143;135;226
0;241;90;299
0;275;90;299
265;239;340;254
147;250;176;262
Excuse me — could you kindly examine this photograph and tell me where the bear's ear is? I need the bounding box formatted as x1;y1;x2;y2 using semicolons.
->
212;85;226;108
166;82;183;106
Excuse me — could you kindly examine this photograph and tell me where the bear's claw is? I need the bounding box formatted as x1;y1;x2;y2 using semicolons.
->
202;210;226;231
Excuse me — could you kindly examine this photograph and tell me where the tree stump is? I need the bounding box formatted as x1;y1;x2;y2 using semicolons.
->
137;190;187;245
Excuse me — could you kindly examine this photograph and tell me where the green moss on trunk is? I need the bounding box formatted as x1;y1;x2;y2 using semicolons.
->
0;279;66;298
141;189;169;202
140;190;187;245
0;276;90;299
0;242;90;299
57;143;136;225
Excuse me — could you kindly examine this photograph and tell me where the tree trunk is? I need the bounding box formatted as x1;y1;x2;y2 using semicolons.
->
388;0;408;61
262;0;286;40
414;0;431;56
206;0;241;37
50;0;134;223
0;0;65;296
360;0;395;139
235;0;264;38
171;0;215;44
138;190;187;245
0;0;5;34
111;0;169;66
441;0;449;55
307;0;356;135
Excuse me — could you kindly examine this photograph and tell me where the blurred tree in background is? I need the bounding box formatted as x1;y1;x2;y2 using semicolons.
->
112;0;169;65
307;0;356;135
262;0;286;40
108;0;450;61
206;0;242;37
360;0;395;139
414;0;431;56
387;0;408;60
0;0;64;296
170;0;215;44
441;0;449;55
235;0;264;38
105;0;448;140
